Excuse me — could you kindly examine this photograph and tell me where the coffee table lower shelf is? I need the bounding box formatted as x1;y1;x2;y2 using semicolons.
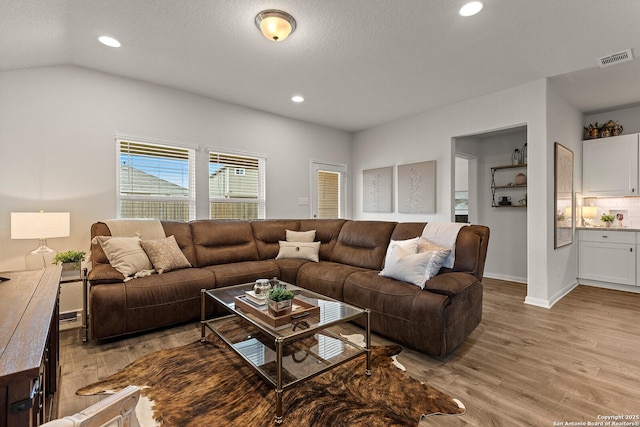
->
200;285;371;425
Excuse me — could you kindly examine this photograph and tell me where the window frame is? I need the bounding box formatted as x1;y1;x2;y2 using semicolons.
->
208;149;266;220
116;137;197;221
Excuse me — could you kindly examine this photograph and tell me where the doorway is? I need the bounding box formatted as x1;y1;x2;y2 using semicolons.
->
310;161;347;219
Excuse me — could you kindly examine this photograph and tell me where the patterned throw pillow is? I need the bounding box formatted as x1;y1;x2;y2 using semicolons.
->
416;237;451;278
140;235;192;274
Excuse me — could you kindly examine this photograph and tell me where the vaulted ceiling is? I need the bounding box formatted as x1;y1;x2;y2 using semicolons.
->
2;0;639;131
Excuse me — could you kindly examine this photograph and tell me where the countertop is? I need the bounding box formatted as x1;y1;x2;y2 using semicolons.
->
576;226;640;232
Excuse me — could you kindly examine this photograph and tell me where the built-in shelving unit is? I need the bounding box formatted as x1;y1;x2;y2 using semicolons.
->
491;164;527;207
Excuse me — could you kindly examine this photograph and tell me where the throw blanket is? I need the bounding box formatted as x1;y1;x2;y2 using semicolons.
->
104;219;166;240
421;222;468;268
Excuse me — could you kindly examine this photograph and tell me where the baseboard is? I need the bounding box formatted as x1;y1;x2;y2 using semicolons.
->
578;279;640;294
483;272;527;284
524;279;578;309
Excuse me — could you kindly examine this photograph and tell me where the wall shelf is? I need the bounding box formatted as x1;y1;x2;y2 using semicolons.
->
491;164;527;208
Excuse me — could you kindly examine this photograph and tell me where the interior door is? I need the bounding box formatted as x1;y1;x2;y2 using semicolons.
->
311;161;347;219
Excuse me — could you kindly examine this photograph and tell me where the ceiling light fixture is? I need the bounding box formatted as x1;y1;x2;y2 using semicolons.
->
255;9;297;42
459;1;483;17
98;36;121;48
291;95;304;103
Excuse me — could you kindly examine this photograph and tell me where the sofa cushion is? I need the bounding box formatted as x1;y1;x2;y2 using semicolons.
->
161;221;197;267
343;271;449;355
390;222;426;241
329;221;397;270
250;220;301;260
296;261;367;300
191;220;259;267
203;260;279;288
140;235;192;274
298;219;346;261
273;258;308;284
90;268;215;340
276;241;320;262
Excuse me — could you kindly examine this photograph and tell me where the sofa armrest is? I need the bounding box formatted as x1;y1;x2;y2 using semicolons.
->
87;263;125;284
423;272;479;298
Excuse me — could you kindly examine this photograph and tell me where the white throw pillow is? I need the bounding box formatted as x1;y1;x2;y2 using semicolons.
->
276;241;321;262
379;240;451;288
286;229;316;243
140;235;192;274
93;236;154;278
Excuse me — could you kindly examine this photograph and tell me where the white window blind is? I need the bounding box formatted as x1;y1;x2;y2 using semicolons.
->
209;151;265;219
118;139;195;220
317;170;340;219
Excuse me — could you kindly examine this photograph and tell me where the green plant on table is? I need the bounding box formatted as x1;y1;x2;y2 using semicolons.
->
52;250;86;264
267;285;294;302
600;214;615;224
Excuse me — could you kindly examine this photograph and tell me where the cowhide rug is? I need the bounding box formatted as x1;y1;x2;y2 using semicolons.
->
77;330;465;426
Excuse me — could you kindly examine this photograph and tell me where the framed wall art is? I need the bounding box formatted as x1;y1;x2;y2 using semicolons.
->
397;160;436;214
363;166;393;213
554;142;574;249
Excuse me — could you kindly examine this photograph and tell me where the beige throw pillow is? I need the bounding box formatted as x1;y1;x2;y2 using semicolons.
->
140;235;192;274
276;241;320;262
93;236;154;278
286;229;316;243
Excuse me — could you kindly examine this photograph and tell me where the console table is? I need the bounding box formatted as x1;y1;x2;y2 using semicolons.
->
0;266;61;427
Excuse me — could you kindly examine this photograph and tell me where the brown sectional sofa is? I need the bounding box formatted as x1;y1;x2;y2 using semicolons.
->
88;219;489;356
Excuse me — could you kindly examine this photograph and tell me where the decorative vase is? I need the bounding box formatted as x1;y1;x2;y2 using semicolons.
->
268;299;292;317
253;279;271;300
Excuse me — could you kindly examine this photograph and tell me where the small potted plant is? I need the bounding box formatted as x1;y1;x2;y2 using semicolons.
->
52;250;86;271
601;214;615;227
267;285;295;317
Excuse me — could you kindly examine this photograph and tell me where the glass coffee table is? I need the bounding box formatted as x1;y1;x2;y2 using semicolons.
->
201;282;371;425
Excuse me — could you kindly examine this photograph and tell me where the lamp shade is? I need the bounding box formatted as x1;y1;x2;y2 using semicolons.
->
11;212;70;239
255;10;296;42
582;206;597;219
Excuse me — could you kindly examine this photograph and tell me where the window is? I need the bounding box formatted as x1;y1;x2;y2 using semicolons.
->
209;151;266;219
118;139;196;221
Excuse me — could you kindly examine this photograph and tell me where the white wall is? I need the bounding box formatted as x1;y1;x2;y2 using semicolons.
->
353;79;554;304
454;157;469;192
537;80;585;307
0;65;352;271
476;129;528;283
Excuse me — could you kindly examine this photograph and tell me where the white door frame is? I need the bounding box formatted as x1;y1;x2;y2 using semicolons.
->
310;160;347;219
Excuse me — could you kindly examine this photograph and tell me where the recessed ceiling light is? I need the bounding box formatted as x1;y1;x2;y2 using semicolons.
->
98;36;121;48
459;1;483;17
291;95;304;103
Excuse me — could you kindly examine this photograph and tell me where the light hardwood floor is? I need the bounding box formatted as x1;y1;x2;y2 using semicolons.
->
57;279;640;426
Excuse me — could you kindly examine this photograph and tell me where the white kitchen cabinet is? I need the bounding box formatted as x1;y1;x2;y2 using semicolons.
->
578;230;636;286
582;133;639;196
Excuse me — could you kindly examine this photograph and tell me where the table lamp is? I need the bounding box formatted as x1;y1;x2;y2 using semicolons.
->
11;211;70;269
581;206;597;227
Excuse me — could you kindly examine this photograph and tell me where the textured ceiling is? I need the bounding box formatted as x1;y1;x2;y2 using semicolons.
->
1;0;639;131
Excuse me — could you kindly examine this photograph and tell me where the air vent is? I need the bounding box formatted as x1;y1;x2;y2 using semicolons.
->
597;49;633;68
